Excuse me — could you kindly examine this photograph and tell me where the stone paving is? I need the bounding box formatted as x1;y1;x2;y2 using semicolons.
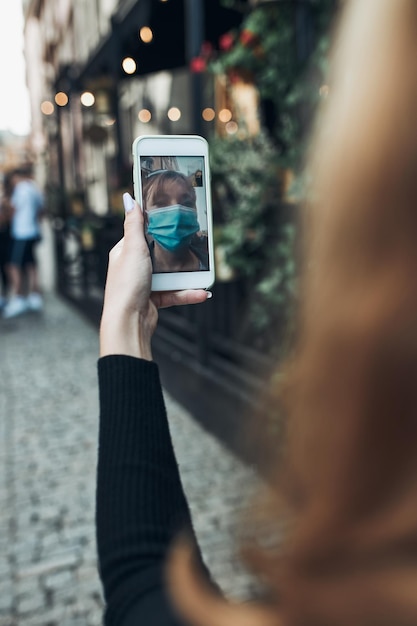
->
0;293;258;625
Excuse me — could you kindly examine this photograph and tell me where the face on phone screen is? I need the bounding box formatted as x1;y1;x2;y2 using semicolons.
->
140;155;209;274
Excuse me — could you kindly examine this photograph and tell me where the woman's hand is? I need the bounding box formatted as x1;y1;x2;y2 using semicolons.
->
100;193;210;360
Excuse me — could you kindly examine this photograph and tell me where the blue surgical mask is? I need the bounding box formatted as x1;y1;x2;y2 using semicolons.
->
147;204;200;252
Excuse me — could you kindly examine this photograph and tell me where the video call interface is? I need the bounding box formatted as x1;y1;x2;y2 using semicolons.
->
140;155;209;273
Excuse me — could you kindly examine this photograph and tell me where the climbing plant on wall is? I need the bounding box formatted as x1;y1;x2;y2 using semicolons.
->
202;0;338;350
210;0;336;164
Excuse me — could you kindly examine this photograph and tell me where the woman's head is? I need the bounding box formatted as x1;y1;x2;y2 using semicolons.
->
142;170;197;212
142;170;200;254
168;1;417;624
268;0;417;620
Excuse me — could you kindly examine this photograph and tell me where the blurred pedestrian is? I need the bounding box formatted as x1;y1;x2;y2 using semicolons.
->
96;1;417;625
0;172;14;309
3;166;44;319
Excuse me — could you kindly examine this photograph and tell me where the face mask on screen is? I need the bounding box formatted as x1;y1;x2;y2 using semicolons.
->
147;204;200;252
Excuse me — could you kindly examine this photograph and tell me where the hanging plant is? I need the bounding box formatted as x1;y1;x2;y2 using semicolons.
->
210;130;298;351
207;1;336;169
206;0;337;350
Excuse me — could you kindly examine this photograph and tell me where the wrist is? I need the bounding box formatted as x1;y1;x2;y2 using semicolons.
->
100;313;153;361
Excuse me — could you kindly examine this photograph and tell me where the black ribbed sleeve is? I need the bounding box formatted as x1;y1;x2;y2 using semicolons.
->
96;355;196;625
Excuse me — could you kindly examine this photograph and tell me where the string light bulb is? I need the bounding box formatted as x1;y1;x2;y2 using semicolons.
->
225;121;238;135
41;101;54;115
80;92;95;107
122;57;137;74
55;92;68;106
138;109;152;123
202;108;215;122
218;108;232;123
139;27;153;43
167;107;181;122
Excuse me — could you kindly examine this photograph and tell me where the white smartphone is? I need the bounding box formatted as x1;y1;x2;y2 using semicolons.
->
132;135;215;292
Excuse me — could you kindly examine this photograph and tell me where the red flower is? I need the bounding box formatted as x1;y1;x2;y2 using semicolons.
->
201;41;213;58
240;28;257;47
190;57;206;73
219;32;234;51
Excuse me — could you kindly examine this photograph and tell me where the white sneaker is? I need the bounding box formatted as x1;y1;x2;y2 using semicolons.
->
3;296;28;319
27;292;43;312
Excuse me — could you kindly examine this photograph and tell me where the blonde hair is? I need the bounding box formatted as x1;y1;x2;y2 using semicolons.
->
168;1;417;624
142;170;196;213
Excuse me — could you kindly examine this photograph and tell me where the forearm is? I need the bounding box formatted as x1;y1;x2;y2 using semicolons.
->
96;356;194;624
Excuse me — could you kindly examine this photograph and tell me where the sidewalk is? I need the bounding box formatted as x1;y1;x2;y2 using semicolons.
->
0;293;257;626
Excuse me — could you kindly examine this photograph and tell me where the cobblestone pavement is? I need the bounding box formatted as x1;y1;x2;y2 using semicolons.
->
0;294;258;625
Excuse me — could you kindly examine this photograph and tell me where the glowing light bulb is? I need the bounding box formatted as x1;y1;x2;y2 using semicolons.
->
202;108;215;122
138;109;152;123
167;107;181;122
55;92;69;107
122;57;137;74
80;92;95;107
139;27;153;43
225;121;238;135
218;108;232;123
41;101;54;115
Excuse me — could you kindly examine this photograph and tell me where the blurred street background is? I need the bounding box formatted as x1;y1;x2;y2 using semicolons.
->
0;282;258;625
0;0;338;623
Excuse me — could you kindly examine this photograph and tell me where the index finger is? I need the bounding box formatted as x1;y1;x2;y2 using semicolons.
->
151;290;211;309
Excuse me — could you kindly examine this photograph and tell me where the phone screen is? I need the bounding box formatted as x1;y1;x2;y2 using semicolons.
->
140;155;210;274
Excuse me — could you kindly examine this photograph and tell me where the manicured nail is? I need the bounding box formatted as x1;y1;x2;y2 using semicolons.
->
123;192;135;213
206;291;213;299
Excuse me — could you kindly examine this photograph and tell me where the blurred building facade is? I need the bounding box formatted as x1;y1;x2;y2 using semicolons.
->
22;0;264;460
22;0;323;463
22;0;246;301
0;132;30;180
23;0;245;217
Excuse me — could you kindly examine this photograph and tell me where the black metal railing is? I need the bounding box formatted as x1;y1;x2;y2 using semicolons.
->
53;214;279;463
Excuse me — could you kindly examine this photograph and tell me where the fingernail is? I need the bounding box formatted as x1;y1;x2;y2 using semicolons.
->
206;291;213;299
123;192;135;213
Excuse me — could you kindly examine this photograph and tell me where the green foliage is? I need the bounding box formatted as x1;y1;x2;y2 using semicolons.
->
210;131;297;346
214;0;336;170
209;0;337;348
210;131;280;277
250;221;297;337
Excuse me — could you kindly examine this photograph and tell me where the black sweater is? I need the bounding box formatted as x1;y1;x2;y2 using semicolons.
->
96;355;199;626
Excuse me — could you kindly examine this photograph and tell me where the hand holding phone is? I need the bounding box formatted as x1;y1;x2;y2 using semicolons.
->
132;135;215;291
100;195;210;360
